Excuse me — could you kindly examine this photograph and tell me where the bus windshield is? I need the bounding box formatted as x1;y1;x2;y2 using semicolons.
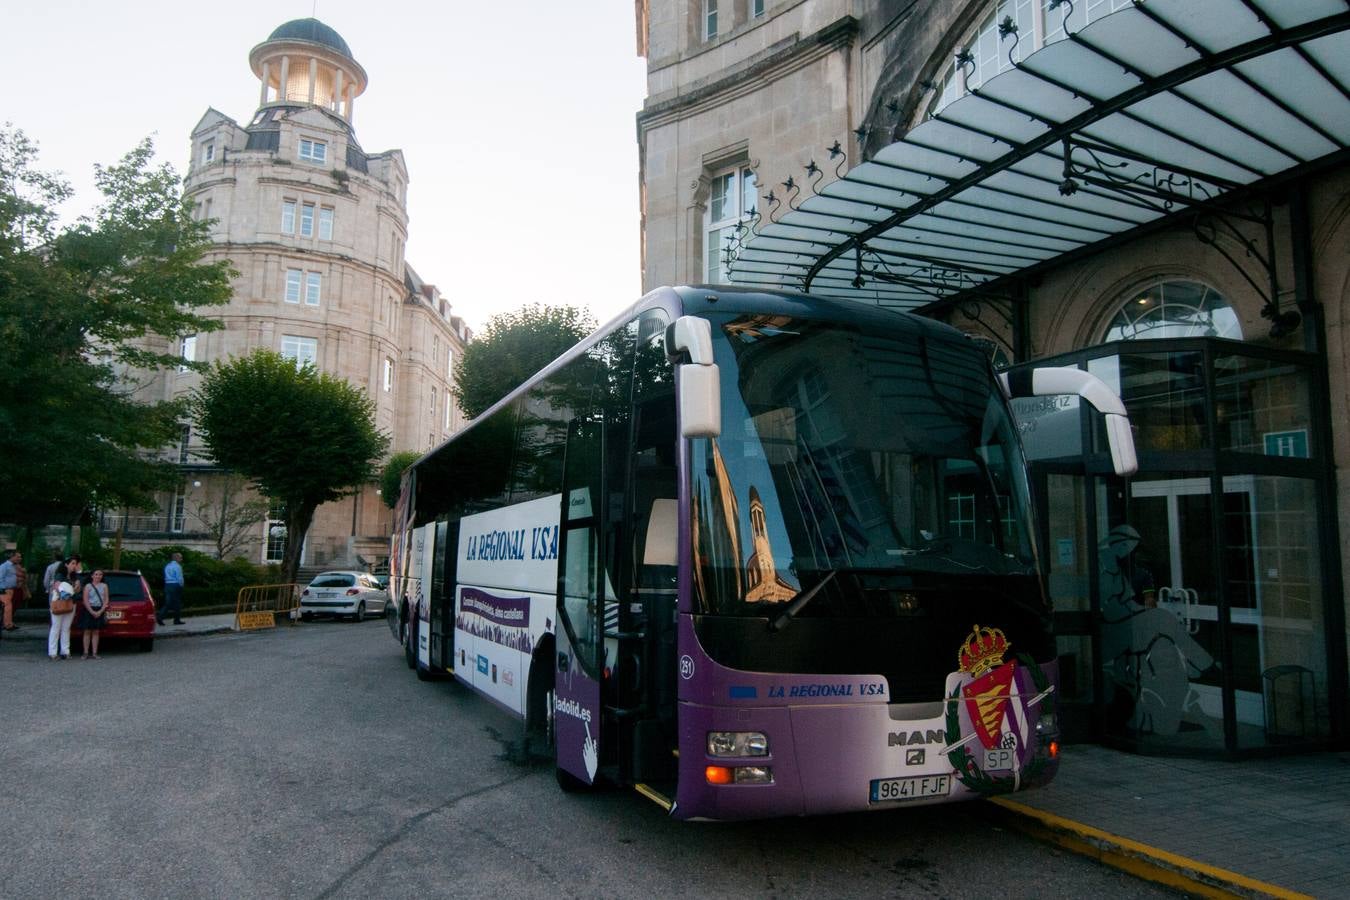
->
691;312;1039;619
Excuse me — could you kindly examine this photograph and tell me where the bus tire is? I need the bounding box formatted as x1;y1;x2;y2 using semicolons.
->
523;640;554;758
555;763;591;793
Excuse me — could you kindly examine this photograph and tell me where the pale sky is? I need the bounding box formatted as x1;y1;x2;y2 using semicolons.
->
2;0;649;331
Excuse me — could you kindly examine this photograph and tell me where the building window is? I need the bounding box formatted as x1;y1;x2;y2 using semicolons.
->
298;138;327;164
704;165;757;283
282;200;296;234
1104;280;1242;342
265;501;287;563
704;0;718;40
171;490;186;533
447;347;454;380
430;387;437;416
281;335;318;369
383;357;393;392
285;268;302;304
202;140;215;164
198;197;212;222
179;335;198;373
318;206;333;240
305;271;321;306
300;202;315;237
753;0;765;17
445;395;452;431
178;425;192;464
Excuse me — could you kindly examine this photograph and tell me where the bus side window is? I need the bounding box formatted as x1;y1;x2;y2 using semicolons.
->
640;499;678;591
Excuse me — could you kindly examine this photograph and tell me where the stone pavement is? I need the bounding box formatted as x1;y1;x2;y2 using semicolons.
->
4;614;1343;897
994;743;1350;899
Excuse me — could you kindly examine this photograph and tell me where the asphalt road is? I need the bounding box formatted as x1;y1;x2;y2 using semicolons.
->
0;623;1181;899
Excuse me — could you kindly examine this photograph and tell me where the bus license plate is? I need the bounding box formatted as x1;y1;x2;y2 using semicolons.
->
870;774;950;803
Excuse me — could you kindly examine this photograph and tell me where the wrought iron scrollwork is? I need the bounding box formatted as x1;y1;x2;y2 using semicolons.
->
999;15;1022;67
847;243;991;301
763;188;782;225
1048;0;1077;38
1058;137;1232;211
828;140;848;179
782;175;802;212
955;48;976;86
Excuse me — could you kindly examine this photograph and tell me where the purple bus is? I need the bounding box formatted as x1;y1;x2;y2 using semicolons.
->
389;286;1136;820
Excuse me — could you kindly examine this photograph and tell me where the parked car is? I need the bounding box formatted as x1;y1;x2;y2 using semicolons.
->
299;571;388;622
69;570;157;652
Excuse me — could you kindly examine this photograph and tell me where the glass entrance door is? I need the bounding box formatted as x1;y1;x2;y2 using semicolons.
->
1106;475;1225;750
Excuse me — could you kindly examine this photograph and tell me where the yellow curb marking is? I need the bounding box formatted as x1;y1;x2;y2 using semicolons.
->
992;797;1315;900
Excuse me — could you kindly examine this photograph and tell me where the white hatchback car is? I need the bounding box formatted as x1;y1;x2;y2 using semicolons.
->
300;571;388;622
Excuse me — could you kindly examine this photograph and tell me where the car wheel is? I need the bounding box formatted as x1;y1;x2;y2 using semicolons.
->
300;611;313;622
139;638;154;653
353;600;365;623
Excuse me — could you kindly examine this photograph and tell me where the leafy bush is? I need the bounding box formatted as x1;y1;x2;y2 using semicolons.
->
113;545;280;612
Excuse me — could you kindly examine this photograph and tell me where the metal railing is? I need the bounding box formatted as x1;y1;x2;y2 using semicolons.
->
234;583;300;630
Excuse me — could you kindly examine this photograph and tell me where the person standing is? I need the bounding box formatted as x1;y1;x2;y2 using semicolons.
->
0;549;20;631
161;552;185;625
47;568;76;660
42;550;63;594
79;570;110;659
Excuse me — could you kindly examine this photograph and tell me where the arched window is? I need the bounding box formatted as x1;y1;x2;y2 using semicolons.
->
1104;280;1242;342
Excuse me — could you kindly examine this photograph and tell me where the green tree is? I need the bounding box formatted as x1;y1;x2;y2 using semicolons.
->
0;127;234;525
453;303;596;418
379;450;421;509
192;351;390;585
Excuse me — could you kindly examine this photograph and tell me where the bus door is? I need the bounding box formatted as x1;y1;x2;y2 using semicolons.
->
429;520;458;672
620;311;678;784
556;418;607;786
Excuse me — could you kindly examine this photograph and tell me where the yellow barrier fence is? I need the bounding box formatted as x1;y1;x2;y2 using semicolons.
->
234;583;300;631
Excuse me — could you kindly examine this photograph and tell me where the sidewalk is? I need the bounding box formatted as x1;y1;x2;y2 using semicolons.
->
992;744;1350;899
2;612;240;641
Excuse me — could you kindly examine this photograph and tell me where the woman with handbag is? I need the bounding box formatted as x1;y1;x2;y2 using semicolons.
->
47;566;76;660
79;570;109;659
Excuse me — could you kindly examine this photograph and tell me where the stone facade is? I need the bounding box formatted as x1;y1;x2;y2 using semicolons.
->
113;19;471;569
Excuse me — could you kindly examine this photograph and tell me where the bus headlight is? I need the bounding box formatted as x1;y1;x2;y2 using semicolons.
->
707;731;769;757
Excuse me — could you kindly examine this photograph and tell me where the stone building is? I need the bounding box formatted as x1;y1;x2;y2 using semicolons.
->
636;0;1350;755
108;18;470;570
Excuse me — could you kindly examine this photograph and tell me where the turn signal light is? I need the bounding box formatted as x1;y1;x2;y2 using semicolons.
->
1049;740;1060;759
705;766;733;785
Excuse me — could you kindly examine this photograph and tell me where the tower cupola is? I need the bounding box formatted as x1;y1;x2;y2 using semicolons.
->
248;18;367;124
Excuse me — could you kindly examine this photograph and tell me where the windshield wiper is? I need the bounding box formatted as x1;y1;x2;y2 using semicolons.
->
768;570;839;632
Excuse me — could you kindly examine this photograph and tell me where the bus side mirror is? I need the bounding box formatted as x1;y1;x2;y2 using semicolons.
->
668;316;721;438
1001;367;1138;476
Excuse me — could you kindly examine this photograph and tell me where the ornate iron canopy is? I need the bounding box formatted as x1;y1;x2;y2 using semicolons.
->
726;0;1350;315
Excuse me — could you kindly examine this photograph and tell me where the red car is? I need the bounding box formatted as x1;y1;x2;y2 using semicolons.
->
70;570;158;652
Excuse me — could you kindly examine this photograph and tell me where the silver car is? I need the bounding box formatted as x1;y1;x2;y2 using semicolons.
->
299;571;388;622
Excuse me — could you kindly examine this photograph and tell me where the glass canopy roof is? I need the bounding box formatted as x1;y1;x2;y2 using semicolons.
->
726;0;1350;311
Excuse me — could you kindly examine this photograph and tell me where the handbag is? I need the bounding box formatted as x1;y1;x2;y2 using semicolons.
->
51;597;75;615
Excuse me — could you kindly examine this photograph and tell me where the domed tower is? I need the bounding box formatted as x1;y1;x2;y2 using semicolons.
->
249;18;368;124
152;19;471;570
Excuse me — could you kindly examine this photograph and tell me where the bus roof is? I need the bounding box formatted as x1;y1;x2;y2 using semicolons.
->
407;285;969;473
